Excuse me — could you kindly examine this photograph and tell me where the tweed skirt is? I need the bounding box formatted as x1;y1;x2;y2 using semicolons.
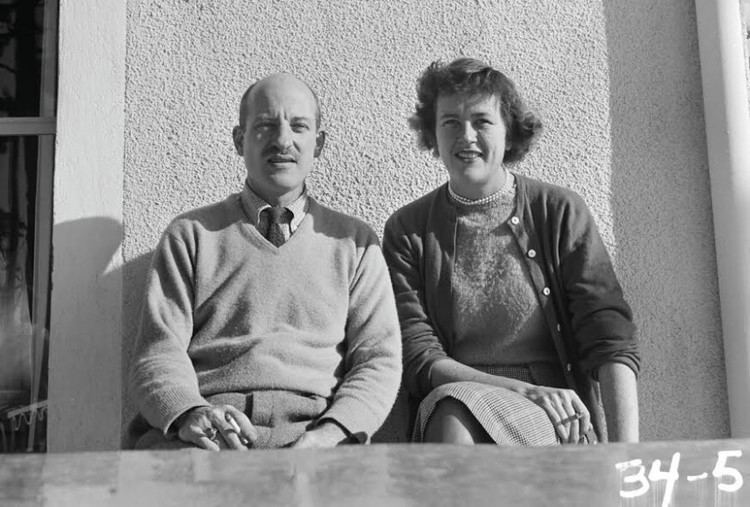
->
413;364;568;446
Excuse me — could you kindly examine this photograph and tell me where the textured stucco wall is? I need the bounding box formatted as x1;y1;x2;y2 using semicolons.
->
123;0;727;442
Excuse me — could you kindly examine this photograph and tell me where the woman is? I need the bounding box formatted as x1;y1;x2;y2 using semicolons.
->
383;58;640;445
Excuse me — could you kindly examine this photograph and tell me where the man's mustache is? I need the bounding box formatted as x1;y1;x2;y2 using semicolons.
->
263;148;297;159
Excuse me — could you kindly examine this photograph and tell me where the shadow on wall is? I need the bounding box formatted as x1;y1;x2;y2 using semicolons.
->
601;1;728;440
51;217;131;451
56;218;149;446
120;247;154;445
118;242;411;446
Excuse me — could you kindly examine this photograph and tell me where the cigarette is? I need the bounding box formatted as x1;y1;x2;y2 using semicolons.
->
226;413;250;446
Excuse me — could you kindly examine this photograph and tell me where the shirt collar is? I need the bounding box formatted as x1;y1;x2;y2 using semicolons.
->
240;180;309;228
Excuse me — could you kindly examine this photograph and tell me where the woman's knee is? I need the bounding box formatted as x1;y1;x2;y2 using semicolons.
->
423;398;490;444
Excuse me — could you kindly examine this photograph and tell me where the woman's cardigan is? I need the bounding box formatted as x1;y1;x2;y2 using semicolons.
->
382;173;640;441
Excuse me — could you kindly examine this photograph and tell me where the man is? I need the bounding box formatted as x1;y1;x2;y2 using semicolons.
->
128;73;401;450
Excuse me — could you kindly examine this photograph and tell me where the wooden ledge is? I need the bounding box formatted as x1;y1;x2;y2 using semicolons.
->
1;439;749;506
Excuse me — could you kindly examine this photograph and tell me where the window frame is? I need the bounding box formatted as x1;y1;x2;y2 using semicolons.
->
0;0;57;452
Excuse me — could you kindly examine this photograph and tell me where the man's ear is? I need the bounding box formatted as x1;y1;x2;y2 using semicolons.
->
232;126;244;155
314;130;326;158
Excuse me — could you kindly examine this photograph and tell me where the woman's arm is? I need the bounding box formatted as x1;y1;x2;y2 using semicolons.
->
430;357;528;391
383;213;450;398
555;191;640;442
598;362;639;442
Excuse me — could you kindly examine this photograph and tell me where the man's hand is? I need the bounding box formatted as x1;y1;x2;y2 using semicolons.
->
291;421;349;449
175;405;258;451
519;385;592;444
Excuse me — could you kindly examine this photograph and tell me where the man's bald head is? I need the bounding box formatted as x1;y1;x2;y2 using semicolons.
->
237;73;322;130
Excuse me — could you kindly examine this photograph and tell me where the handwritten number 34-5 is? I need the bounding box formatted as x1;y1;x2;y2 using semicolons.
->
616;450;743;506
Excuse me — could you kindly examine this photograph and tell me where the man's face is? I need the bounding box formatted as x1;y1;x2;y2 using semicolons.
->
233;74;324;205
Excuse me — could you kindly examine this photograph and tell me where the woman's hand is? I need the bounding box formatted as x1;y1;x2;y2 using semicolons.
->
519;385;591;444
429;358;591;444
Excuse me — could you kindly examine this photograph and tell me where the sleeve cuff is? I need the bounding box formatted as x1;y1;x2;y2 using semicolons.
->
315;417;368;444
591;356;640;381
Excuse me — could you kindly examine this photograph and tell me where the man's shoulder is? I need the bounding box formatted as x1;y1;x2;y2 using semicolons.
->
164;193;244;237
308;198;378;245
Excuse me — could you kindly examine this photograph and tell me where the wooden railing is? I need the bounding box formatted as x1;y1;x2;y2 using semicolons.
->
1;439;749;506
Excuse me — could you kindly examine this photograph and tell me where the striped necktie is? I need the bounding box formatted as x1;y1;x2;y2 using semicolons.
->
263;206;291;246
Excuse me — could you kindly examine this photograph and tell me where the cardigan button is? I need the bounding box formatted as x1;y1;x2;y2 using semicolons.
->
566;363;572;372
556;323;561;332
527;249;537;258
542;287;551;296
510;216;520;225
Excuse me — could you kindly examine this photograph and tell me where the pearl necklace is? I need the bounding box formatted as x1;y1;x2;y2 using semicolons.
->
448;173;515;206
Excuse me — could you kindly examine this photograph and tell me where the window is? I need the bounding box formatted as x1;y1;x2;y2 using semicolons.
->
0;0;57;453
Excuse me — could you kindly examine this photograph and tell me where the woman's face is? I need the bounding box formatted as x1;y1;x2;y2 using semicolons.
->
434;92;509;198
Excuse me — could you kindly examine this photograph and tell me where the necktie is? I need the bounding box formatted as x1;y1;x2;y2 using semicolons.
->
263;206;290;247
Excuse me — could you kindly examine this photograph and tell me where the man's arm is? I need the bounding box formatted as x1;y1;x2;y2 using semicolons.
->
299;240;402;445
129;224;209;434
291;420;350;448
131;224;261;450
598;362;639;442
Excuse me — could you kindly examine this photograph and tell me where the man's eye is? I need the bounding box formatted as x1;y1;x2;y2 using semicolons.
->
291;123;310;132
255;122;275;131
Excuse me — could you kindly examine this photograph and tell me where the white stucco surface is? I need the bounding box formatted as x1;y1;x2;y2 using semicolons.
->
122;0;727;442
50;0;126;450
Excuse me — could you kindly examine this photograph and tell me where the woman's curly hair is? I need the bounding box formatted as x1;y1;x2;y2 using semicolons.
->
408;58;542;164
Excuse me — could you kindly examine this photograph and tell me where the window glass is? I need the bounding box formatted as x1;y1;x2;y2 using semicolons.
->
0;135;48;453
0;0;55;453
0;1;47;118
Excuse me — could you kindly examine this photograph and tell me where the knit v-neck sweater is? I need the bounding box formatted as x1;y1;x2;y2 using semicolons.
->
129;191;402;439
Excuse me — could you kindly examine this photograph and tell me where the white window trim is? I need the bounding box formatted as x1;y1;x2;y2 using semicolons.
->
48;0;126;451
695;0;750;437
